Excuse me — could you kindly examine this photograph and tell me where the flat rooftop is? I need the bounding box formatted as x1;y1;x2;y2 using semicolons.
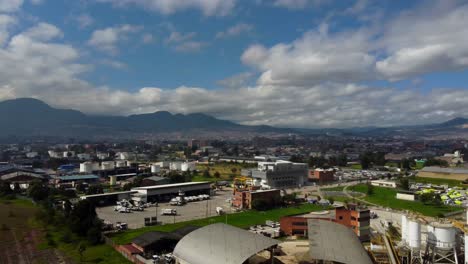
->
132;181;210;190
58;174;99;181
80;190;137;199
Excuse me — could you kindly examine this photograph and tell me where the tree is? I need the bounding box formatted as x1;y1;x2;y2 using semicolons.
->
214;171;221;178
366;182;374;195
401;159;412;170
360;152;373;170
86;185;103;195
425;158;449;167
290;155;304;163
0;180;13;196
398;177;410;190
328;197;335;205
231;168;237;174
27;181;49;201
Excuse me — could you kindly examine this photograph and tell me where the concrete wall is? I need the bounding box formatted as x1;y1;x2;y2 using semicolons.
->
396;193;416;201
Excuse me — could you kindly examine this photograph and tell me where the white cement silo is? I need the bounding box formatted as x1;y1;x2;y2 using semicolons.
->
401;215;408;242
407;219;421;249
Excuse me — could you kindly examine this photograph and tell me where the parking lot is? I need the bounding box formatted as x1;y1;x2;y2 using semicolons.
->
96;188;234;229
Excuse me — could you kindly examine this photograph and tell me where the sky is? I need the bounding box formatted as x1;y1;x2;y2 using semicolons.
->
0;0;468;128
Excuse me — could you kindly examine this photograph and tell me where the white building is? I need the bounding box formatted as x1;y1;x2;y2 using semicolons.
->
77;153;91;160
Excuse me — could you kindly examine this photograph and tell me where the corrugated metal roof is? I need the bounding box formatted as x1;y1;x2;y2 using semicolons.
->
132;181;210;190
58;174;99;181
307;219;373;264
173;223;279;264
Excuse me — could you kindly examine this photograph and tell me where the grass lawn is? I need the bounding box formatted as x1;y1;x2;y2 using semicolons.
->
195;162;257;181
349;184;463;217
351;164;362;169
191;175;220;182
412;176;465;187
110;203;327;244
385;162;399;167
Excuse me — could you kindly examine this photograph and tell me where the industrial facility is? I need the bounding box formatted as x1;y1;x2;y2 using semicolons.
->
241;160;308;189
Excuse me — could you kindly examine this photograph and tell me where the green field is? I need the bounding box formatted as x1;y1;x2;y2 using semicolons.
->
195;162;257;181
413;176;465;187
349;184;463;217
110;203;327;244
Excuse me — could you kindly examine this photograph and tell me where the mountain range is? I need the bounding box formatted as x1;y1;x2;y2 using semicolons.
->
1;98;467;140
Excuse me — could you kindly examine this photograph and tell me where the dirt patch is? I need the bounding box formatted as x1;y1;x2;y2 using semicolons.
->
0;200;73;264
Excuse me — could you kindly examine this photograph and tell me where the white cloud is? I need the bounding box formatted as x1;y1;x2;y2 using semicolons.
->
273;0;330;9
216;23;253;39
23;22;63;41
165;31;196;43
1;23;468;128
142;33;154;44
76;14;94;28
165;31;205;53
0;0;23;12
241;24;375;86
100;58;127;69
96;0;236;16
88;24;141;54
217;72;253;89
376;2;468;80
0;15;16;45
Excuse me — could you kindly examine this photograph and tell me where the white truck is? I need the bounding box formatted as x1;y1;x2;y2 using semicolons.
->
161;208;177;215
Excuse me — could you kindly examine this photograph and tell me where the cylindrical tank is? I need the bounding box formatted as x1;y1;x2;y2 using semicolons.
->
151;164;160;174
428;222;456;249
109;175;117;186
407;219;421;248
79;162;93;174
116;160;127;168
101;161;115;170
401;215;408;242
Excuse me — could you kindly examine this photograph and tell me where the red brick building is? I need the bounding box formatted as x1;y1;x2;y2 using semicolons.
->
308;168;335;182
232;189;281;209
280;204;370;241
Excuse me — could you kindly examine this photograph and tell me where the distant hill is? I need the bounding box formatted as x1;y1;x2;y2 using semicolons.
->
0;98;466;140
0;98;287;139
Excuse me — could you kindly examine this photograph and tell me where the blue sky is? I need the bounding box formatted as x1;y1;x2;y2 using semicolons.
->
1;0;468;128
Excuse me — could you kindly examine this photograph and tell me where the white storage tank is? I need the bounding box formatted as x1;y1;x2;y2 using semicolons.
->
181;162;196;172
407;219;421;248
79;162;94;174
151;164;161;174
401;215;408;242
428;222;456;249
116;160;127;168
101;161;115;170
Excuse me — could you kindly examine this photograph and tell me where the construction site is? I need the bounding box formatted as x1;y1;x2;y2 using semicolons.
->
368;210;468;264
